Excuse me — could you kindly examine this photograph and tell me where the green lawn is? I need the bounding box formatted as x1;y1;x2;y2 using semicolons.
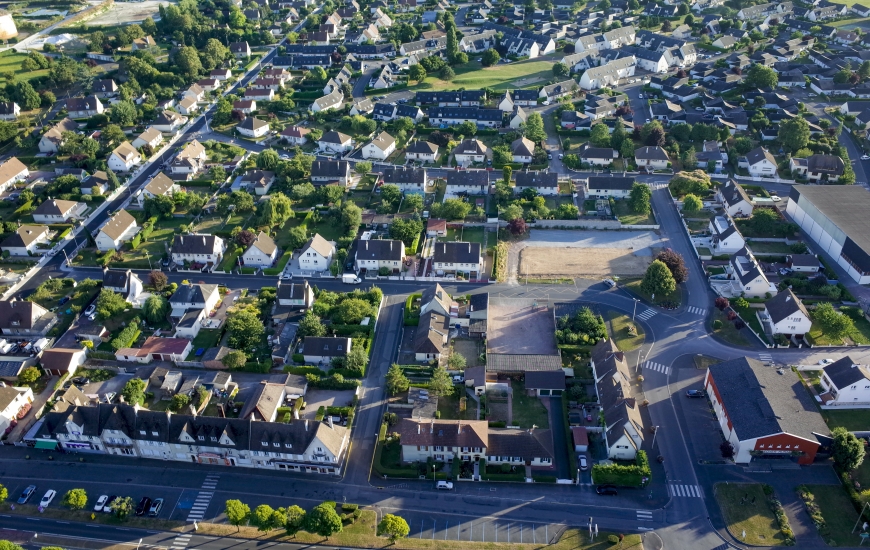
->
714;483;790;546
624;279;680;306
831;16;870;27
733;304;770;345
186;329;223;360
712;309;751;347
436;390;478;421
607;310;645;352
802;485;863;547
510;380;550;429
414;57;562;92
438;227;485;244
748;242;793;254
821;408;870;431
612;199;655;225
851;458;870;488
808;306;870;346
219;247;241;272
0;50;51;85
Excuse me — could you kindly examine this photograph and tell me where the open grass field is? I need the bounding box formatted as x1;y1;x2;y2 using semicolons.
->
0;51;50;84
520;247;652;277
711;308;751;347
821;407;870;431
510;380;550;429
414;58;561;92
438;227;485;244
612;199;655;226
801;485;863;547
714;483;790;547
607;310;645;352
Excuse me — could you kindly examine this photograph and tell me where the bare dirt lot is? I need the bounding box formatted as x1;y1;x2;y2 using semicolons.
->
86;0;171;25
487;299;557;355
519;247;653;277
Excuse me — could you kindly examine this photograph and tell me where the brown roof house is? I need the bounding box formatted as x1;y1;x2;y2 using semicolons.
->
32;199;84;224
39;118;79;154
240;382;286;421
413;311;449;362
590;338;645;460
1;225;49;256
115;336;193;364
40;348;86;377
241;231;277;268
95;209;139;252
0;299;57;337
138;172;179;207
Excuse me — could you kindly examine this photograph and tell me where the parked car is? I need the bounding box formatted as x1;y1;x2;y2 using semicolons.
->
770;195;781;202
58;296;70;306
94;495;109;511
779;268;791;276
135;497;152;516
104;495;118;513
452;375;464;383
84;304;96;316
71;377;89;386
596;485;618;496
39;489;56;508
436;481;454;490
862;155;870;160
579;455;588;471
547;153;553;160
17;485;36;504
819;358;834;365
148;498;164;517
604;278;616;288
685;389;706;398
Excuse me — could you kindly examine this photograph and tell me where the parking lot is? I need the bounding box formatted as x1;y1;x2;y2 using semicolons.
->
299;389;357;420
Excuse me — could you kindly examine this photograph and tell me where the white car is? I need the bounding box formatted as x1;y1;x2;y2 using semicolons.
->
579;455;588;471
94;495;109;511
819;358;834;365
84;304;96;316
436;481;454;490
39;490;56;508
770;195;781;201
862;155;870;160
638;94;644;99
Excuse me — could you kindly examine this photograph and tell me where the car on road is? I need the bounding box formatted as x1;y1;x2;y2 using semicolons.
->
819;358;834;365
862;155;870;160
604;278;616;288
84;304;96;316
17;485;36;504
148;498;164;517
770;195;781;201
94;495;109;511
579;455;588;470
103;495;118;513
695;107;704;111
39;489;56;508
638;94;643;99
559;154;563;160
135;497;152;516
779;268;792;276
547;153;553;160
436;481;454;490
686;389;707;398
596;485;618;496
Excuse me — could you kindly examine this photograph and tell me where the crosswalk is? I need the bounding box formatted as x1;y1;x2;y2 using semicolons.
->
637;510;653;521
170;533;193;550
636;308;657;321
668;484;703;498
758;353;774;363
648;182;668;190
686;306;706;316
643;361;670;375
186;474;219;522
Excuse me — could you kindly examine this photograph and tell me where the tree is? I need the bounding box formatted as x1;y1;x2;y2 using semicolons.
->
170;393;190;412
111;496;134;519
834;67;853;84
524;112;546;142
661;19;672;32
432;198;471;220
121;378;146;406
778;117;810;154
428;366;454;397
225;500;251;531
441;66;455;81
641;259;676;298
814;302;855;341
378;514;411;543
259;192;294;228
298;312;326;337
620;140;635;159
629;182;651;215
254;504;276;531
333;298;375;325
109;100;137;126
745;63;778;88
341;202;363;233
144;195;176;219
380;184;402;207
226;308;264;351
859;60;870;81
304;503;343;538
386;364;410;395
389;217;423;246
285;505;306;535
257;149;280;170
405;193;424;212
13;81;40;111
175;46;203;79
62;488;88;510
221;350;246;369
149;270;168;291
143;295;169;324
0;484;6;504
96;290;127;320
832;426;865;472
683;146;698;170
655;248;688;284
482;48;500;67
447;352;466;370
217;191;255;215
590;123;611;148
17;366;40;386
553;62;570;78
684;13;694;25
341;346;369;376
508;217;528;235
682;194;702;212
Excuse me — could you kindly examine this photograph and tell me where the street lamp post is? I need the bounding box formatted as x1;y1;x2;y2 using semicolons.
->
652;425;660;450
631;298;639;322
144;250;152;271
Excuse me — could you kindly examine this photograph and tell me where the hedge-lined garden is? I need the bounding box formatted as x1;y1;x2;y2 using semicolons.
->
591;451;651;487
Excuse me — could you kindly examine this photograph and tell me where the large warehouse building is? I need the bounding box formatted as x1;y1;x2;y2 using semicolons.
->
786;186;870;284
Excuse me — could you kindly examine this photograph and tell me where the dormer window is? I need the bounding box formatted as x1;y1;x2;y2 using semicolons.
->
197;436;205;441
152;431;158;437
262;441;268;446
140;430;146;435
285;443;292;448
210;436;217;442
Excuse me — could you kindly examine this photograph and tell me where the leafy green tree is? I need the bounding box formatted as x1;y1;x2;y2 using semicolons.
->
226;307;264;351
553;62;570;78
482;48;500;67
259;192;294;227
380;184;402;207
0;542;23;550
121;378;146;406
859;61;870;81
62;488;87;510
0;484;7;503
590;123;610;147
286;225;309;251
217;190;255;215
388;217;423;246
682;194;702;212
668;170;711;197
213;97;233;125
175;46;203;79
640;259;676;298
814;302;855;341
341;202;363;233
304;502;343;538
378;514;411;542
111;496;134;519
655;248;688;284
745;63;778;88
523;112;546;142
778;117;810;154
333;298;375;325
629;182;652;215
832;426;865;472
225;500;250;531
96;290;128;320
447;352;466;370
620;140;635;159
221;350;247;369
17;366;40;386
441;66;455;81
143;295;168;324
405;193;424;212
257;149;280;170
109;100;137;126
285;505;306;535
386;364;410;395
298;311;326;337
355;161;372;175
340;346;369;376
170;394;190;411
13;81;40;111
254;504;276;531
428;366;454;397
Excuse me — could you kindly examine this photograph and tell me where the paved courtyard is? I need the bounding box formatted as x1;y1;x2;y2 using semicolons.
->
487;298;557;355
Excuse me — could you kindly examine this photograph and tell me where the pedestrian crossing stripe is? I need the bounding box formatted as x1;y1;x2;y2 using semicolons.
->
686;306;706;315
758;354;773;362
637;309;657;321
669;484;703;498
636;510;653;521
643;361;670;375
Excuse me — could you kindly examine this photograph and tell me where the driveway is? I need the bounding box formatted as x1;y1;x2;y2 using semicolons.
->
546;397;570;480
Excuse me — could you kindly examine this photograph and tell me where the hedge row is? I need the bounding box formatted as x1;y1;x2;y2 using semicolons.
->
591;450;650;487
404;293;421;326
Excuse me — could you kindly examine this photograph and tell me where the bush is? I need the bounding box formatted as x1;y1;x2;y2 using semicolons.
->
712;319;723;329
608;535;619;543
591;451;651;487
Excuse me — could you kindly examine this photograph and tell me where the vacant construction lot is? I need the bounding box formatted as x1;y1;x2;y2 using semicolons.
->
487;299;557;355
86;0;169;25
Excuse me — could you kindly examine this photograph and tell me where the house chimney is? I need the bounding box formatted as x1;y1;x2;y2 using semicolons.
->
785;295;791;302
430;419;434;433
417;423;421;435
328;416;334;429
457;420;461;434
305;419;309;431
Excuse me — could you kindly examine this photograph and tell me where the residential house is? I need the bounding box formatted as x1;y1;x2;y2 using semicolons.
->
427;106;503;128
586;176;634;198
32;199;83;224
311;90;344;113
578;56;637;90
414;310;449;361
705;357;827;465
108;142;141;172
0;386;33;434
170;234;226;268
426;219;447;237
177;97;198;116
432;242;483;279
382;166;428;194
230;42;251;58
302;336;351;364
697;141;727;171
297;234;335;271
233;100;257;114
311;160;351;187
404;140;439;163
237;117;270;138
244;88;275;102
525;371;566;397
739;147;778;178
708;214;746;255
0;299;57;337
317;131;354;155
131;128;163;151
355;238;405;273
0;102;19;120
210;68;233;81
66;96;103;118
239;383;286;421
169;283;220;320
280;126;311;146
350;98;374;116
362;131;396;160
170;140;207;177
511;137;535;164
1;225;49;256
786;254;820;273
508;106;527;130
95;209;139;252
717;180;754;217
446;170;489;195
453;139;489;165
634;146;669;170
789;154;845;182
102;268;144;305
152;111;188;133
81;171;110;196
591;338;645;460
276;280;314;308
819;356;870;408
131;36;157;50
138;172;179;207
242;232;278;268
514;171;558;196
539;79;579;103
242;170;276;196
115;337;193;363
759;288;812;338
40;348;86;377
39;118;79;153
579;144;618;167
727;248;777;298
